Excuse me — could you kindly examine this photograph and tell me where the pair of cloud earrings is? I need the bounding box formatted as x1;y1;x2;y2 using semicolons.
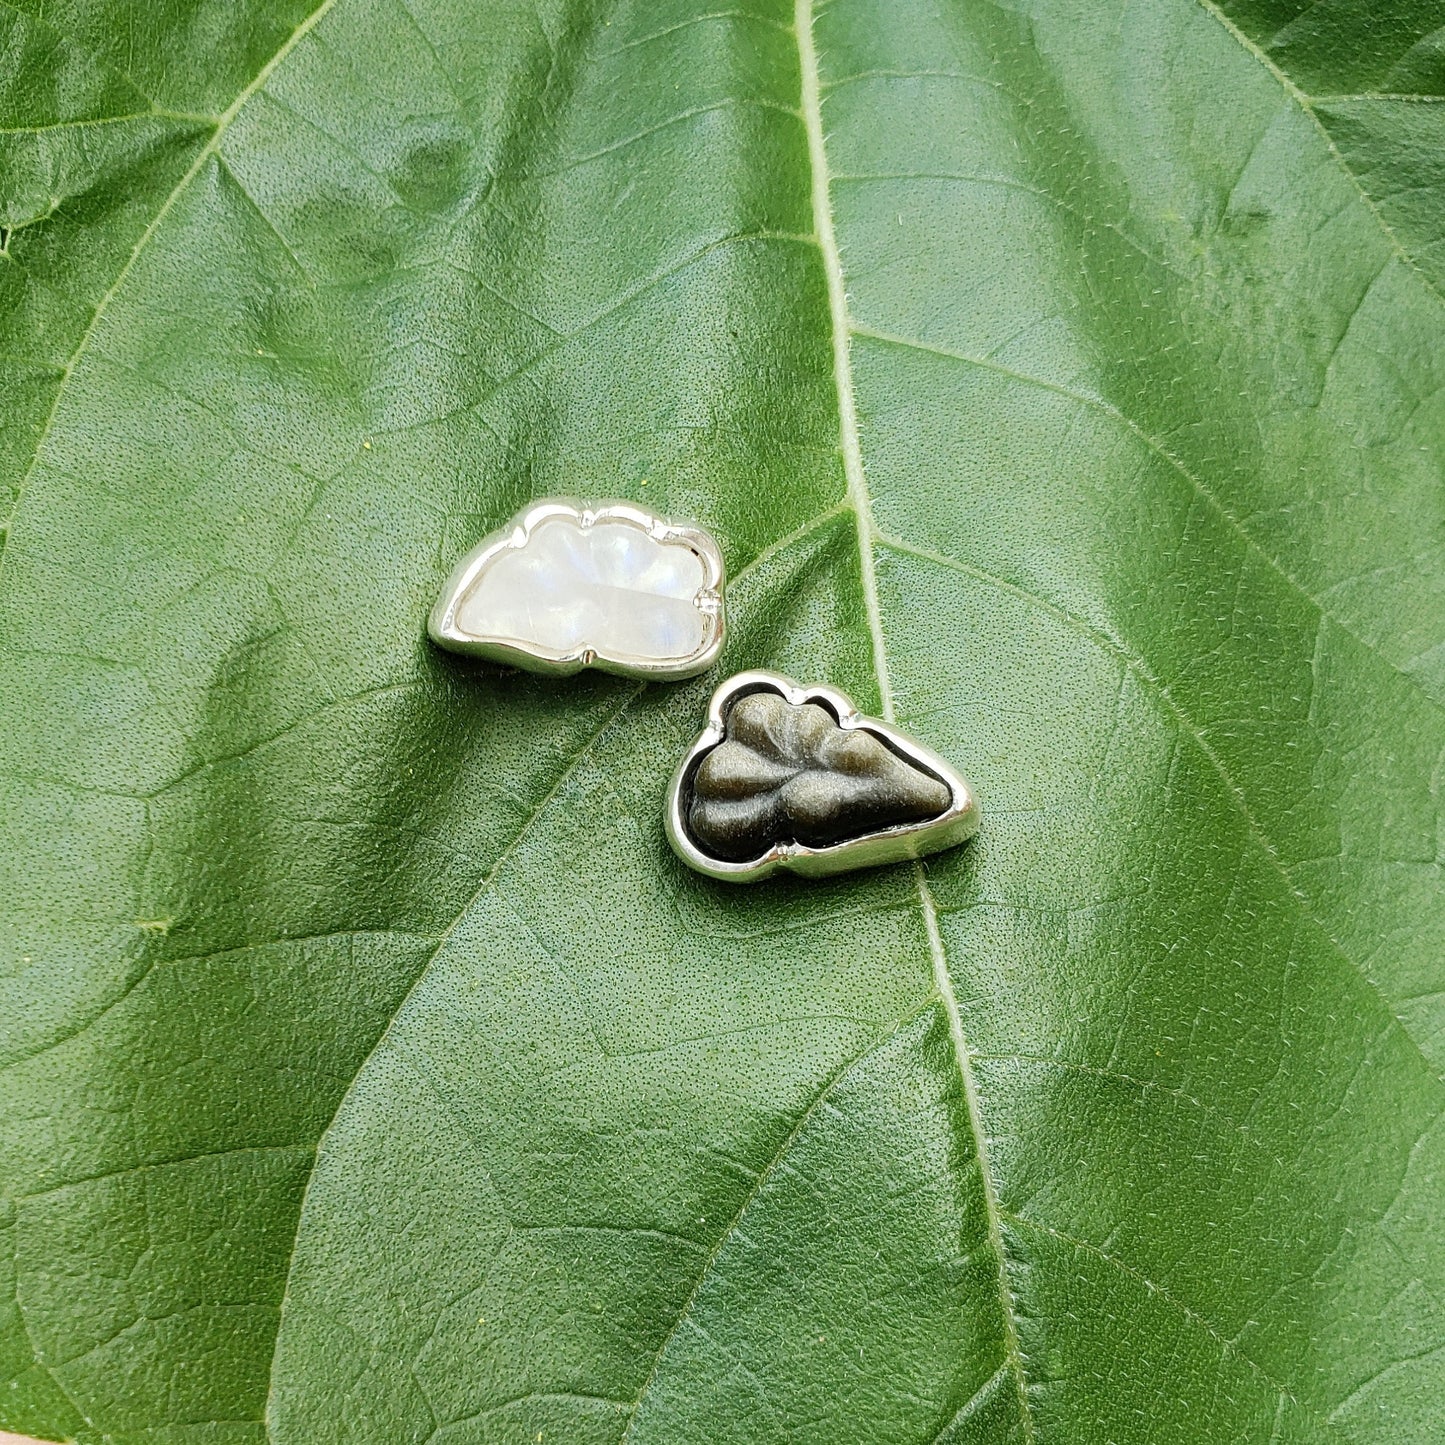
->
430;498;979;883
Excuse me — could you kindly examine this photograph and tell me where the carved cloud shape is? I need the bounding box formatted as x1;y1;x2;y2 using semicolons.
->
667;672;979;881
429;500;724;678
688;690;951;860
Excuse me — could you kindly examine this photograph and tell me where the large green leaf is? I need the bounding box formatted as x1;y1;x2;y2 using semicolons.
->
2;0;1443;1440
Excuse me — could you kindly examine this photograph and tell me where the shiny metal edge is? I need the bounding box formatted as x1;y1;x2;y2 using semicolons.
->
428;497;726;680
665;669;980;883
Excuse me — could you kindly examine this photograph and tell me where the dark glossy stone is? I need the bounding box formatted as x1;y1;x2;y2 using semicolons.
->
686;690;952;862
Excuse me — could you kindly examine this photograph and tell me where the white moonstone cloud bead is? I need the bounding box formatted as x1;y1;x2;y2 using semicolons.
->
457;519;705;659
429;500;726;679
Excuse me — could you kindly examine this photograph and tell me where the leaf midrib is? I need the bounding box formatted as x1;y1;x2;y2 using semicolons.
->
793;2;1038;1441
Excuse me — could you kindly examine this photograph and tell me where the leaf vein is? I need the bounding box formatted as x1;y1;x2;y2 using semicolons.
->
876;528;1445;1086
1188;0;1445;310
851;322;1444;715
17;1143;313;1200
615;1009;928;1441
1001;1211;1296;1401
0;0;342;599
926;1359;1010;1445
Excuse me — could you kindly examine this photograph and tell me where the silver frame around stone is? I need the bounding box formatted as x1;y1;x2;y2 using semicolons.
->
666;669;980;882
428;498;726;680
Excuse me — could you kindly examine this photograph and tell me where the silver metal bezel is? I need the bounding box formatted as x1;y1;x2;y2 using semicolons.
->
665;669;980;883
428;498;726;680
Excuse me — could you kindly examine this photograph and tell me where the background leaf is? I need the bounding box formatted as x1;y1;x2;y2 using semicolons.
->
2;1;1443;1442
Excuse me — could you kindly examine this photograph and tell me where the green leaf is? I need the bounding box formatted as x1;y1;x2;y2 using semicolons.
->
2;0;1442;1441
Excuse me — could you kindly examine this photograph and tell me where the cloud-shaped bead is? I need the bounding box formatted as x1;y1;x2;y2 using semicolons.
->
688;691;953;862
429;501;724;678
460;519;703;658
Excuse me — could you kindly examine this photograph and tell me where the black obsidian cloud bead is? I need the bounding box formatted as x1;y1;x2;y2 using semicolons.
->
686;691;952;862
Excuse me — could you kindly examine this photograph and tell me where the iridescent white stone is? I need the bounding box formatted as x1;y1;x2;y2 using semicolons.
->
455;517;707;663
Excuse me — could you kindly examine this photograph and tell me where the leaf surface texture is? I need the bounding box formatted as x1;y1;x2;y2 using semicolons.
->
1;1;1442;1442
